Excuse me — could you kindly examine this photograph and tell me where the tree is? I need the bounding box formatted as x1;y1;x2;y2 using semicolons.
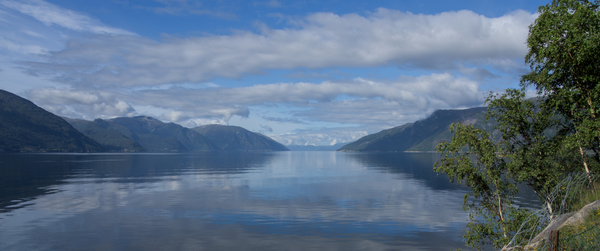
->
435;90;578;249
434;0;600;248
486;89;580;215
435;123;536;250
522;0;600;176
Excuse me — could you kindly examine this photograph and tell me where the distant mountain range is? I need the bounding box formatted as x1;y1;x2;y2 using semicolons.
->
65;116;220;152
0;89;105;152
65;117;290;152
286;143;348;151
338;107;497;152
1;88;500;153
0;89;288;153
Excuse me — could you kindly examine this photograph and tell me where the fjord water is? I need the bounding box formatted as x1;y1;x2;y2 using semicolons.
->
0;152;513;250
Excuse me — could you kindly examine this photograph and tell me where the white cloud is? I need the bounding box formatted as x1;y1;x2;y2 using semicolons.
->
0;36;45;54
270;127;370;146
20;8;535;87
133;73;482;121
27;88;136;119
107;74;482;129
1;4;536;145
162;110;187;122
21;72;483;131
0;0;133;35
179;73;475;106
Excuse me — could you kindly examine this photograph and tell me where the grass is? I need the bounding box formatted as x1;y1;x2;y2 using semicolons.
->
537;178;600;251
555;207;600;251
505;174;600;251
557;178;600;250
569;180;600;211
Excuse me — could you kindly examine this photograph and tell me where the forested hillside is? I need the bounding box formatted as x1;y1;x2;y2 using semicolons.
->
0;90;104;152
338;107;496;152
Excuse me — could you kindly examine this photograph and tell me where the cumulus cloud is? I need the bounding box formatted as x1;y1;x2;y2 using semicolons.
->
1;3;536;145
27;88;136;119
127;73;482;124
161;110;189;122
270;127;371;146
20;8;535;87
0;0;133;35
22;72;483;131
141;73;480;106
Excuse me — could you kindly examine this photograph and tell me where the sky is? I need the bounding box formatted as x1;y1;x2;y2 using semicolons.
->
0;0;549;146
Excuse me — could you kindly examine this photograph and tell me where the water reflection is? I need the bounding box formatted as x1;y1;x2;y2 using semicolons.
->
1;152;482;250
0;152;273;213
348;152;541;208
347;152;467;191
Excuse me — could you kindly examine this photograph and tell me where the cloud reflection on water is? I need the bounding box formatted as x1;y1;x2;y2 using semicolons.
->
0;152;473;250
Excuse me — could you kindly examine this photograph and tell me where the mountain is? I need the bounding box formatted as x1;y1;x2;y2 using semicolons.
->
65;118;288;152
338;107;497;152
192;124;289;151
64;118;146;152
102;116;219;152
287;143;347;151
0;89;105;152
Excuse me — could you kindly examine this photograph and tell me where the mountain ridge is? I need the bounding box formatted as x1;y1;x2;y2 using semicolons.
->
0;89;105;152
192;124;289;151
338;107;496;152
64;117;147;152
1;89;495;153
65;117;289;152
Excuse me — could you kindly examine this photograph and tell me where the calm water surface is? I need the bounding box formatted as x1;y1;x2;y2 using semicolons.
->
0;152;535;250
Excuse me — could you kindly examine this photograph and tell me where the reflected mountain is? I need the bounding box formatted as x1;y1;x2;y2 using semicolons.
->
347;152;541;208
0;152;275;213
346;152;466;191
1;152;475;251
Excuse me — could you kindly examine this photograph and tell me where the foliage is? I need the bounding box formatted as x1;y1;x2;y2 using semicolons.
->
486;89;580;214
435;123;524;250
435;0;600;249
522;0;600;175
434;90;575;249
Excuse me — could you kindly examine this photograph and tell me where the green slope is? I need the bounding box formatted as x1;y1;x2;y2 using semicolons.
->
64;118;146;152
338;107;496;152
0;89;105;152
192;124;289;151
106;116;219;152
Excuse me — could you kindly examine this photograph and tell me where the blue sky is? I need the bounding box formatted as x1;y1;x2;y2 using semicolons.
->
0;0;548;146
